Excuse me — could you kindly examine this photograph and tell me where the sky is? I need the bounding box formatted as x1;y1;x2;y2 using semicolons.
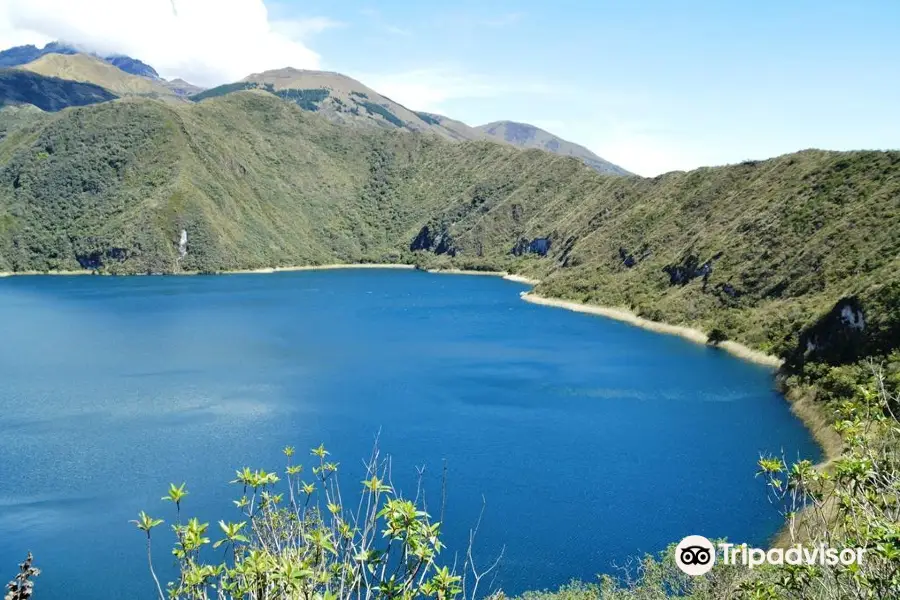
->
0;0;898;176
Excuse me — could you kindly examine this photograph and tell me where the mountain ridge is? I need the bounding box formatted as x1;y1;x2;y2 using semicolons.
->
20;53;178;98
0;42;630;172
476;120;631;175
0;41;160;78
197;67;630;171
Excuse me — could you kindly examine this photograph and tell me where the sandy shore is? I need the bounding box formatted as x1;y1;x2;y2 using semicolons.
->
0;269;94;277
521;292;783;368
0;263;417;277
425;268;506;277
425;268;541;286
216;263;416;275
502;273;541;285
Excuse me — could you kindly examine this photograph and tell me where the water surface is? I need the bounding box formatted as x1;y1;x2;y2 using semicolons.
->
0;270;820;598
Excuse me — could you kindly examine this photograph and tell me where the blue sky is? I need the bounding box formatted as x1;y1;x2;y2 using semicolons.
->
273;0;900;175
1;0;897;175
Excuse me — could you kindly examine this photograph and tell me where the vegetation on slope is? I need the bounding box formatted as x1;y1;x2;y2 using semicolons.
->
191;82;330;111
20;53;176;98
0;69;117;111
0;41;160;78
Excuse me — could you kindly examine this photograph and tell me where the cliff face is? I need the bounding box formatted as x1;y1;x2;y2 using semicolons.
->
0;92;898;364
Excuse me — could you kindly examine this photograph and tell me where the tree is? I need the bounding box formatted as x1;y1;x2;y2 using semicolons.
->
707;328;728;346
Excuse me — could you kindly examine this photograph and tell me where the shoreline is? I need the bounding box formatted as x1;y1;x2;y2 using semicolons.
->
424;268;541;286
0;263;417;278
520;292;783;368
0;269;94;277
215;263;416;275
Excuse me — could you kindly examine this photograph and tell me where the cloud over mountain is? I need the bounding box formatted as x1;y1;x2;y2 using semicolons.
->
0;0;321;86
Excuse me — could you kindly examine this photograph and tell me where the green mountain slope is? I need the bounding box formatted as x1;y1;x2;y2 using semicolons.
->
194;68;474;141
193;69;630;173
20;53;177;98
0;91;897;366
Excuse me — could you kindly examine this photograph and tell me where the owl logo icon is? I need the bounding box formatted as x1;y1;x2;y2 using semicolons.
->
675;535;716;575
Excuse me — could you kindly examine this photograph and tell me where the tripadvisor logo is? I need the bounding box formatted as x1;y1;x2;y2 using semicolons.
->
675;535;716;575
674;535;866;576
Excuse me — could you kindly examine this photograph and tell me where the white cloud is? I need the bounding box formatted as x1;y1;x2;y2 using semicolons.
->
0;0;323;87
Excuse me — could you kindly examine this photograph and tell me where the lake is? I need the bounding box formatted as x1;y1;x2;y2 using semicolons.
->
0;269;820;598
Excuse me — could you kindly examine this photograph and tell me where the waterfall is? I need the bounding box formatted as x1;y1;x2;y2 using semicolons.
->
178;229;188;260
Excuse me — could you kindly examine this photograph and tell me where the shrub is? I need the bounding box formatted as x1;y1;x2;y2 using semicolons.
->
359;101;404;128
133;444;498;600
4;553;40;600
706;328;728;346
754;363;900;598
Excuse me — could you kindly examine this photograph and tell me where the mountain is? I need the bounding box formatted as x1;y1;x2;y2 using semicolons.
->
0;69;117;111
103;55;159;79
414;111;490;141
476;120;630;175
161;78;205;97
194;67;473;141
194;68;630;171
0;42;77;67
0;41;159;78
19;54;177;98
0;91;897;366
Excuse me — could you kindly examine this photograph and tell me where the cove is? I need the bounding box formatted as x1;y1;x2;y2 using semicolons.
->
0;269;820;599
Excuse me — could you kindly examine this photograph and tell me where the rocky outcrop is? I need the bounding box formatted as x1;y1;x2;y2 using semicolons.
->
410;223;456;256
790;297;868;367
75;246;129;269
789;282;900;369
663;252;722;286
714;282;742;299
512;237;551;257
618;244;652;268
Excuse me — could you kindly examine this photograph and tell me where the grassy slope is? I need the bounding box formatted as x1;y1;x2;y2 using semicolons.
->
0;92;897;364
20;53;175;98
0;92;450;273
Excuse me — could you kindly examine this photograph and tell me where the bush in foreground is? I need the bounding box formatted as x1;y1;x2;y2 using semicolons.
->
4;553;39;600
132;444;498;600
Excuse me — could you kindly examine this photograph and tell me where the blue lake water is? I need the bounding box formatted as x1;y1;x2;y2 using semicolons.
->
0;269;820;598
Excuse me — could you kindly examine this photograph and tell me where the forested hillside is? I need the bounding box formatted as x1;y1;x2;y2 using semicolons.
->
0;91;897;367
